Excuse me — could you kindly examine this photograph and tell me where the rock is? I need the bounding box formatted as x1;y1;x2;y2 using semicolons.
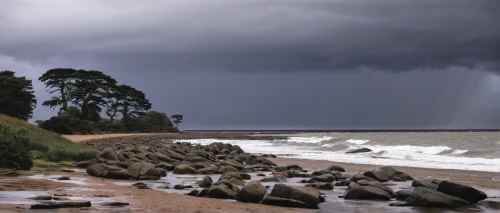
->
478;200;500;209
173;164;198;174
311;174;336;183
187;189;200;196
406;187;470;208
391;172;414;181
217;165;239;174
239;172;251;180
87;164;130;180
60;169;74;173
216;155;226;159
412;178;439;190
346;148;372;153
268;184;322;208
231;145;245;154
363;170;390;182
219;172;246;185
29;196;53;200
311;171;326;176
335;180;351;186
106;170;130;180
199;175;213;187
127;162;161;180
395;189;412;201
351;174;377;182
2;171;19;177
261;196;316;209
356;179;394;195
132;182;149;189
100;202;129;207
100;148;119;161
298;173;312;178
260;175;286;182
75;161;89;168
344;182;392;201
235;181;267;203
30;201;91;209
57;176;70;180
389;201;409;207
306;182;334;190
436;181;487;204
156;162;175;171
324;165;346;172
285;165;303;171
222;160;245;170
257;173;265;176
174;184;185;190
207;184;237;199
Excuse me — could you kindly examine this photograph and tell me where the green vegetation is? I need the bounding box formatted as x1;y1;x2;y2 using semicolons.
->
0;114;98;163
171;114;184;128
37;68;180;134
0;70;37;120
0;123;32;170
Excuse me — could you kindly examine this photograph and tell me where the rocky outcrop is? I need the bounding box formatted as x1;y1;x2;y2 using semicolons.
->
235;181;267;203
406;187;470;208
436;181;487;204
127;162;161;180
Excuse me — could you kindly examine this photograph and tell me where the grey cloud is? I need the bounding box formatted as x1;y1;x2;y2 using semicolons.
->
0;0;498;73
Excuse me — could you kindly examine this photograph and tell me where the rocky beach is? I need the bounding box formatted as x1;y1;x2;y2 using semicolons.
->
1;132;499;212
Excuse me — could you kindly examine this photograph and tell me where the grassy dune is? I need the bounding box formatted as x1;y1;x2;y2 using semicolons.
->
0;114;97;162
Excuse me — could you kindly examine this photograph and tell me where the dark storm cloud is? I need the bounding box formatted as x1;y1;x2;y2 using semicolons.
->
0;0;498;73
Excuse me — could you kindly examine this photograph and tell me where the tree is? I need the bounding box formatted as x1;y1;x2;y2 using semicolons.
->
0;71;37;120
105;85;151;124
70;70;117;121
170;114;183;128
38;68;77;114
136;111;175;132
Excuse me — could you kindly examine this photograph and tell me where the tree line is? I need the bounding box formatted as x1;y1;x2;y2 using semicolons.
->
0;69;183;134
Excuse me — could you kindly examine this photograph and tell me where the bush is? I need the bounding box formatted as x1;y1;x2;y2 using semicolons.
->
0;124;33;170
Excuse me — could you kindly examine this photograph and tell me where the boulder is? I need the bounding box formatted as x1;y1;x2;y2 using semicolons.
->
127;162;161;180
30;201;91;209
412;178;439;190
343;182;391;201
261;196;316;209
436;181;487;204
311;171;326;176
285;165;303;171
406;187;470;208
57;176;70;180
363;170;390;182
219;172;246;185
306;182;334;190
132;182;149;189
235;181;267;203
100;202;129;207
174;184;184;190
187;189;200;196
260;175;286;182
346;148;372;153
231;145;245;154
222;160;245;170
207;184;237;199
100;148;118;161
311;174;336;183
334;180;351;186
173;164;198;174
268;184;322;208
155;168;167;177
239;172;251;180
395;189;412;201
75;161;89;168
356;180;394;195
324;165;346;172
199;175;213;187
199;166;219;174
350;174;377;182
87;164;130;180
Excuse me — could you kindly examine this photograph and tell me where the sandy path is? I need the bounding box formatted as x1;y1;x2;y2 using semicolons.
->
63;133;174;142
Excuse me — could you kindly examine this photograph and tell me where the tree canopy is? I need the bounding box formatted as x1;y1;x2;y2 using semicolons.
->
0;71;37;120
38;68;77;114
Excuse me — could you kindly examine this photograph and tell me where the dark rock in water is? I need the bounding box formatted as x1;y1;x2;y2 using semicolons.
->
323;165;346;172
174;184;185;190
100;202;129;207
335;180;351;186
350;174;377;182
30;201;91;209
127;162;161;180
173;164;198;174
187;189;200;196
207;184;237;199
355;180;394;195
60;169;75;173
389;201;409;207
311;174;336;183
436;181;487;204
298;173;312;178
86;164;130;180
219;172;246;185
311;171;326;176
235;181;267;203
216;155;226;159
268;184;322;208
217;165;239;174
132;182;149;189
261;196;317;209
257;173;266;177
412;178;439;190
260;175;286;182
2;171;19;177
273;166;287;172
363;170;390;182
222;160;245;170
213;180;239;192
239;172;251;180
406;187;470;208
395;189;412;201
478;200;500;209
285;165;303;171
344;182;392;201
306;182;334;190
155;168;167;177
29;195;53;200
57;176;70;180
156;162;175;171
346;148;372;154
199;175;213;187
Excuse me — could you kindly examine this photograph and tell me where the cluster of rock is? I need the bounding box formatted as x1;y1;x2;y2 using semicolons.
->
77;141;490;210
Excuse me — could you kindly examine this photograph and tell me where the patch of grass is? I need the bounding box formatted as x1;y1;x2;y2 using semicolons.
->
0;114;98;162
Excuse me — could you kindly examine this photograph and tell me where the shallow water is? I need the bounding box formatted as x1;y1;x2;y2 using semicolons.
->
174;132;500;172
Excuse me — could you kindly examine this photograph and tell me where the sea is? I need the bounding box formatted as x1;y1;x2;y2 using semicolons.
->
175;132;500;172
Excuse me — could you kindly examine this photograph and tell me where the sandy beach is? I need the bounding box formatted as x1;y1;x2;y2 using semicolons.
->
1;133;498;212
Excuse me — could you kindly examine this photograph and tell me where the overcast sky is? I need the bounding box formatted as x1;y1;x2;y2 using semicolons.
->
1;0;499;129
